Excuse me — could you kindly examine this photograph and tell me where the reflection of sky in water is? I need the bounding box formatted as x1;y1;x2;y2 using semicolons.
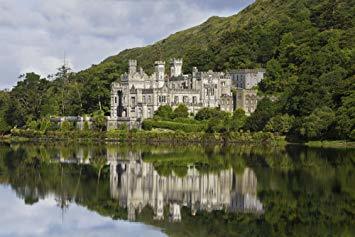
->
0;185;167;237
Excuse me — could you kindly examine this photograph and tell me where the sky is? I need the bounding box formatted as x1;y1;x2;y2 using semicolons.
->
0;0;254;89
0;185;166;237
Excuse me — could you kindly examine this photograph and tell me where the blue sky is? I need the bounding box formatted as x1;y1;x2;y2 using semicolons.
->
0;0;254;89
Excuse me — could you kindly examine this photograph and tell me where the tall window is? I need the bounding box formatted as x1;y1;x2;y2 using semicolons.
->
192;96;197;104
174;96;179;104
131;97;136;107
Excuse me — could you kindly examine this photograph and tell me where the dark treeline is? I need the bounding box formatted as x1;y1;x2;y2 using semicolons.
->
0;0;354;141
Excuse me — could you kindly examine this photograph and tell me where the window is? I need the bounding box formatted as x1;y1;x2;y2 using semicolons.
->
174;96;179;104
159;96;166;103
115;97;117;104
211;89;215;96
143;96;146;103
192;96;197;104
183;96;189;103
148;95;152;103
131;97;136;107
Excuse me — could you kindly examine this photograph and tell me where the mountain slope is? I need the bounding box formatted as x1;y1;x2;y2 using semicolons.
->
80;0;353;75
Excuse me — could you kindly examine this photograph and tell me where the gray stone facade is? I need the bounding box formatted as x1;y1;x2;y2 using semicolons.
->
108;59;264;129
230;69;265;89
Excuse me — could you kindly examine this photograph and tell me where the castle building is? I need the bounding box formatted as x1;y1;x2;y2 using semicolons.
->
107;59;264;129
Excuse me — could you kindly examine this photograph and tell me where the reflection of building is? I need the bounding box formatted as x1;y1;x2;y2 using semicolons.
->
108;152;263;222
58;147;92;164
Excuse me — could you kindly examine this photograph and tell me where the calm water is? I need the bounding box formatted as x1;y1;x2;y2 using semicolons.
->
0;143;354;237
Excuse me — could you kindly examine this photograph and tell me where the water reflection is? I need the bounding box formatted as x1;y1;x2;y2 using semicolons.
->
108;157;263;221
1;143;354;237
52;146;264;221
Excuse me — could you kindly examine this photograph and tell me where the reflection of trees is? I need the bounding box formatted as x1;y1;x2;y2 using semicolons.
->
0;143;354;237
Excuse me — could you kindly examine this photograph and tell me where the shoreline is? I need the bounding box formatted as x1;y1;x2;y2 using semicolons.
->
1;130;355;148
2;129;285;146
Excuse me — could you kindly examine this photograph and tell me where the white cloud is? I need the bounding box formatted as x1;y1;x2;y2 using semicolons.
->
0;0;253;89
0;186;166;237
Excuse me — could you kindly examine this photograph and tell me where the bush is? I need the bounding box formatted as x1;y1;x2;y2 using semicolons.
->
154;105;173;120
172;104;189;119
39;118;51;132
27;120;38;130
142;119;206;133
61;121;73;131
350;129;355;141
264;114;295;135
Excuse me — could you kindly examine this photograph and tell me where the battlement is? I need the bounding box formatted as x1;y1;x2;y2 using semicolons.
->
171;58;183;64
154;61;165;66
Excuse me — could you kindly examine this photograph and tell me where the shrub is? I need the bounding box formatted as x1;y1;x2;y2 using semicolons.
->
264;114;295;135
39;118;51;132
142;119;206;133
172;104;189;119
154;105;173;120
61;121;73;131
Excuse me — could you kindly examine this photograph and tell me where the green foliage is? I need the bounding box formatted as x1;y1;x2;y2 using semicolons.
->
154;105;173;120
0;91;11;134
229;109;247;132
195;108;224;121
27;120;38;130
244;98;279;132
61;121;73;132
39;118;51;132
83;121;90;131
299;107;336;140
335;91;355;139
172;104;189;119
142;119;206;133
265;114;295;135
92;110;107;132
350;130;355;141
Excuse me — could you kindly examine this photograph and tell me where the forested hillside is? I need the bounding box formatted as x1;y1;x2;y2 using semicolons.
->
0;0;354;140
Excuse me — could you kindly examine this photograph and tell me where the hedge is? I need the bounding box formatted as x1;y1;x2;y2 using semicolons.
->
142;119;207;133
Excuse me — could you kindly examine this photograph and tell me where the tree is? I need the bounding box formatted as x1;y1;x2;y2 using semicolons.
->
154;105;173;120
244;98;279;132
0;91;11;134
264;114;295;135
336;91;355;139
172;104;189;119
299;106;335;140
9;73;49;123
230;109;247;131
93;110;107;131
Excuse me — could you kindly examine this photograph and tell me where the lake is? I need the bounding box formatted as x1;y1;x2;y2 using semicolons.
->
0;143;354;237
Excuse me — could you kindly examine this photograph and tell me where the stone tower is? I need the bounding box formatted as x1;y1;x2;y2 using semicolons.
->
155;61;165;81
129;59;137;75
170;58;183;77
